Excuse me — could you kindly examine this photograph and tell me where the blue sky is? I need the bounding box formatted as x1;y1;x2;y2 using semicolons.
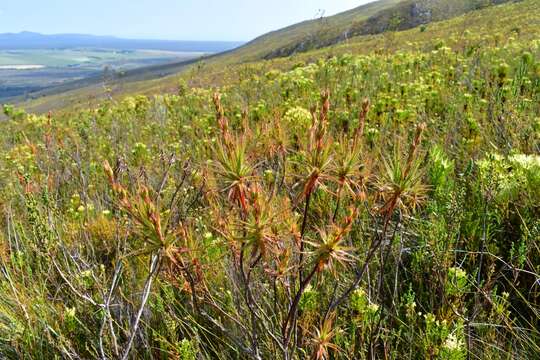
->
0;0;373;41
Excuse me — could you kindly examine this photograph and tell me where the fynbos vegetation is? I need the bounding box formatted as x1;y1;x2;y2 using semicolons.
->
1;0;539;359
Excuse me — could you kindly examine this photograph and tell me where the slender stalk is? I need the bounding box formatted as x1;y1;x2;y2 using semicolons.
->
332;185;343;223
283;264;318;350
298;191;312;279
239;244;262;358
99;262;123;359
121;253;161;360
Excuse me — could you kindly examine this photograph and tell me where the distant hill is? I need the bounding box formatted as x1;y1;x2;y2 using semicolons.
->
0;31;243;53
227;0;515;61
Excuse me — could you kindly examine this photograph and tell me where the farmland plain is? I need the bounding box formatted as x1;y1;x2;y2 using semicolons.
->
0;48;205;100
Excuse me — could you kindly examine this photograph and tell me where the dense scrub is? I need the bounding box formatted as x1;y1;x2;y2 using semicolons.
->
1;10;540;360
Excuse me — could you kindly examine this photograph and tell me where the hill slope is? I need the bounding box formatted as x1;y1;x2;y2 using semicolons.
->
4;0;525;114
227;0;514;61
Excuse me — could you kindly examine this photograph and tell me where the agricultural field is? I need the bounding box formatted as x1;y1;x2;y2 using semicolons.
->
0;48;204;68
0;49;205;100
0;0;539;359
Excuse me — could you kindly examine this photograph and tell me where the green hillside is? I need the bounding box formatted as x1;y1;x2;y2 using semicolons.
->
228;0;404;61
1;1;539;359
6;0;517;113
216;0;514;61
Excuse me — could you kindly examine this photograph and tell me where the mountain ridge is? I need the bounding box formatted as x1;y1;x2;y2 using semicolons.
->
0;32;243;52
